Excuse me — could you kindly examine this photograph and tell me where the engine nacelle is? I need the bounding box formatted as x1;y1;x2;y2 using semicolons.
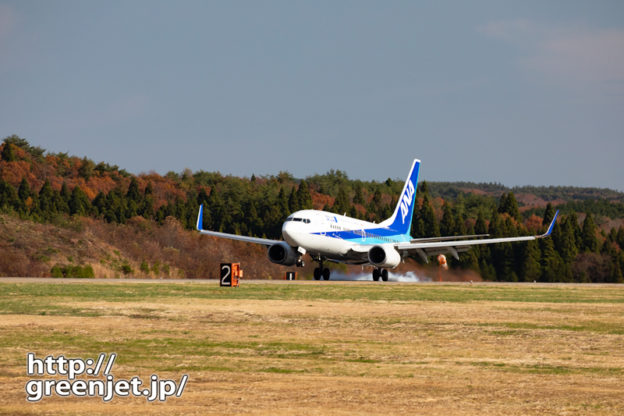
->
267;242;298;266
368;245;401;268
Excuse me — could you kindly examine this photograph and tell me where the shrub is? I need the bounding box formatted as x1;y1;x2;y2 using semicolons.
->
121;263;133;275
50;264;94;278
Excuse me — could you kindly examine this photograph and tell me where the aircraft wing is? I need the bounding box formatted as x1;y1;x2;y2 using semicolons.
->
396;211;559;262
408;234;490;243
196;205;280;246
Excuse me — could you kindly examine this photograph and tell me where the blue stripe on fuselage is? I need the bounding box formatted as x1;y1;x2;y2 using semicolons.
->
313;227;411;245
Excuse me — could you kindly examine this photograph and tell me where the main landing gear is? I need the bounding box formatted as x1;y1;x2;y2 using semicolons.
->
313;268;330;280
313;257;330;281
372;268;388;282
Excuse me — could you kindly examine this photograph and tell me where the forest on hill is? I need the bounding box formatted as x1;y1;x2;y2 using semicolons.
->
1;135;623;282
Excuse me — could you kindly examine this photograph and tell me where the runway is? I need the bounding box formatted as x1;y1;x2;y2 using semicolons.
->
0;277;620;288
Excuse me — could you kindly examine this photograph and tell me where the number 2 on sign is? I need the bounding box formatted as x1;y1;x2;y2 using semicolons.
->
221;264;231;286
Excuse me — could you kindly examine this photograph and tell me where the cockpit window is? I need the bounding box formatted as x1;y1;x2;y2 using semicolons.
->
286;217;311;224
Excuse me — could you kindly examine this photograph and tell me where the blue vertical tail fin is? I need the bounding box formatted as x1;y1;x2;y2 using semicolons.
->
380;159;420;237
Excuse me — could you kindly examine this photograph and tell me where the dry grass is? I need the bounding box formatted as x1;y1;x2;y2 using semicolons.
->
0;281;623;415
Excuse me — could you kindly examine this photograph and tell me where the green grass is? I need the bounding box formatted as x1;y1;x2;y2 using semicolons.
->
1;282;623;310
472;321;624;335
467;361;624;376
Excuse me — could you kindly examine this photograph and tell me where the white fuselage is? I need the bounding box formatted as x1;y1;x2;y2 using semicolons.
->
281;209;410;261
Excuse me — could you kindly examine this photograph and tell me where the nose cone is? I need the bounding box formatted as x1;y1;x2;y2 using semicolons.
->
282;221;297;246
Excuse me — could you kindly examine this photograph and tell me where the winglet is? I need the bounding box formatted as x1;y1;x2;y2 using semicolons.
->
196;204;204;231
543;209;559;237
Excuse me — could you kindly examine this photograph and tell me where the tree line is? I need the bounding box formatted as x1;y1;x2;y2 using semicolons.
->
1;136;623;282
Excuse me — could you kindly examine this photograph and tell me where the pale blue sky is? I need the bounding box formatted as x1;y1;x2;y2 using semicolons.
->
1;1;623;190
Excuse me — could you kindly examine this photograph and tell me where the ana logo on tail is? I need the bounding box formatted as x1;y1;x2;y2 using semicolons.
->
400;180;415;224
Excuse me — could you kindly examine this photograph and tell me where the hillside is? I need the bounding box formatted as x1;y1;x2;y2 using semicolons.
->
1;135;623;282
0;213;432;280
0;212;296;279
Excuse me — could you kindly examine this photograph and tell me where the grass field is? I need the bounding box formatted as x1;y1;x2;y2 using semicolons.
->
1;280;623;415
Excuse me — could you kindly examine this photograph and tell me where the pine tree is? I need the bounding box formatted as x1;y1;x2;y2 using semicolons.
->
490;215;515;280
349;205;358;218
488;210;501;236
543;203;555;229
18;178;31;201
104;189;124;223
616;226;624;250
440;202;455;236
458;250;480;273
247;200;262;236
288;187;299;213
126;200;138;219
68;186;90;216
277;188;289;217
475;210;487;235
92;192;106;217
353;182;364;205
60;183;71;204
498;192;520;221
0;179;19;210
333;187;350;215
17;179;35;213
38;180;57;218
412;217;425;238
296;180;312;209
520;240;541;282
557;216;579;262
479;258;496;281
78;157;95;180
540;237;561;282
610;259;623;283
581;214;598;253
454;207;467;235
368;189;383;221
126;178;141;202
420;194;439;237
1;143;16;162
145;182;154;197
566;212;582;251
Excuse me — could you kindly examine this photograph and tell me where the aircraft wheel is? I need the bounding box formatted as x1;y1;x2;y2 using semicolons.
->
372;268;380;281
313;268;321;280
322;268;330;280
381;269;389;282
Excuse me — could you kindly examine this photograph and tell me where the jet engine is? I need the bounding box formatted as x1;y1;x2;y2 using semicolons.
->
368;245;401;268
267;242;298;266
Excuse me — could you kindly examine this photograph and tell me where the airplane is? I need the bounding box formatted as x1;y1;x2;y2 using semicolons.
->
196;159;558;281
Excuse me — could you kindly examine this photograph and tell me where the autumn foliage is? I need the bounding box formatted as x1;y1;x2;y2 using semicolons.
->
1;135;623;282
